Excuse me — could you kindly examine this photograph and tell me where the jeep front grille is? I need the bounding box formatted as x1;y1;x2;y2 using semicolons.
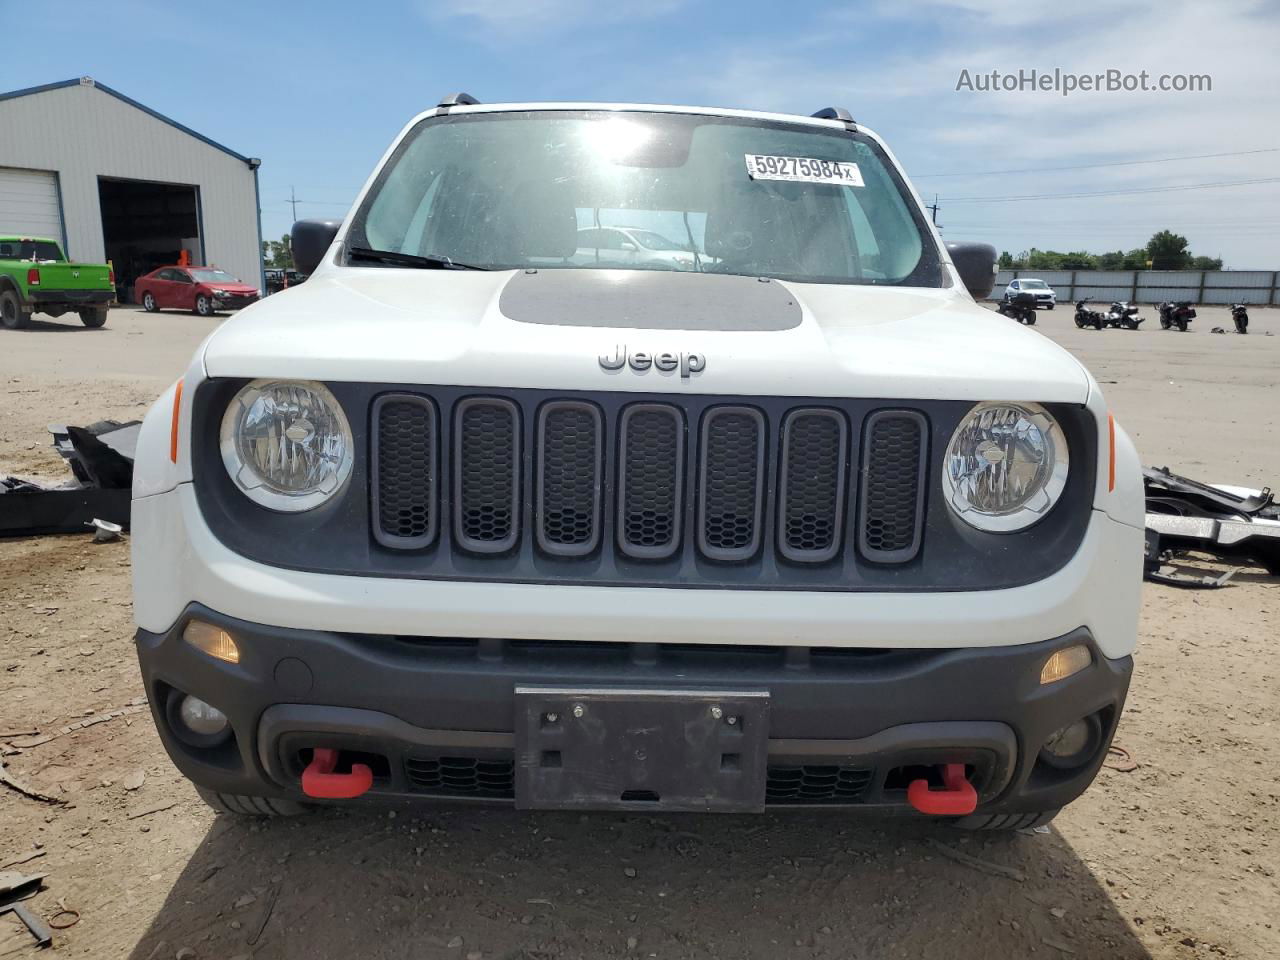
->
371;394;437;548
618;404;683;559
454;398;519;553
370;390;931;574
858;411;928;563
536;401;603;556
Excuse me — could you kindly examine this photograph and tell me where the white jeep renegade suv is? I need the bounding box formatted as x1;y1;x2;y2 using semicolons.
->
131;96;1143;828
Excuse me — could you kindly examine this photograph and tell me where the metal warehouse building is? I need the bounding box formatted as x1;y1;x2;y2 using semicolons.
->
0;76;262;301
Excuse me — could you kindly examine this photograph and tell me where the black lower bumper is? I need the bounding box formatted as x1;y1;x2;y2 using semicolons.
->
28;288;113;307
135;605;1131;816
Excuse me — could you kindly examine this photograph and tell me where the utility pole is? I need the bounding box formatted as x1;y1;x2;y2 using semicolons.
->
927;194;942;230
288;186;299;223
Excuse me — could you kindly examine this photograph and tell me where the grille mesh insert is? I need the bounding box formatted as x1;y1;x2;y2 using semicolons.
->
699;407;765;561
455;399;519;552
618;405;683;559
404;756;515;797
765;765;874;804
538;402;601;555
373;396;437;547
779;410;846;562
860;412;926;563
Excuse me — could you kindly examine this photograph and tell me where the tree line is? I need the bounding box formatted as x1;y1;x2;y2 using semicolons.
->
998;230;1223;272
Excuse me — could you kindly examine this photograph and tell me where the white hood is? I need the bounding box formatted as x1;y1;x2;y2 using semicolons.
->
201;268;1091;404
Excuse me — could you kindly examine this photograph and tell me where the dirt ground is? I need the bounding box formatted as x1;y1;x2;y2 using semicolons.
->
1;304;1277;960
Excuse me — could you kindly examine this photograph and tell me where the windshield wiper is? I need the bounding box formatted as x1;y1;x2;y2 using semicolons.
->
348;247;489;271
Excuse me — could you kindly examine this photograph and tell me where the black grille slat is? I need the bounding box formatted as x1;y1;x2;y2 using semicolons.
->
617;404;684;560
405;755;515;797
765;765;874;804
698;406;766;562
858;411;928;563
778;409;847;563
371;394;438;549
454;398;520;553
537;401;603;556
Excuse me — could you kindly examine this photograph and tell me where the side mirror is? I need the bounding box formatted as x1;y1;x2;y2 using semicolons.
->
945;242;998;300
291;219;341;275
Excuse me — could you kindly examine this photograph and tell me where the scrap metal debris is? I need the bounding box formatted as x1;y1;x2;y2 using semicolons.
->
1144;466;1280;587
0;420;138;537
0;870;53;949
1104;745;1138;773
923;838;1028;882
0;760;65;805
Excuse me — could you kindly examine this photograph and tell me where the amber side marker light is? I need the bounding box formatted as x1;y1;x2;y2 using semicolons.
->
1108;413;1116;492
1040;645;1092;685
169;379;184;464
183;621;240;664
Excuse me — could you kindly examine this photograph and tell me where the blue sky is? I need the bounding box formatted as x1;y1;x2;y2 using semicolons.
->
7;0;1279;268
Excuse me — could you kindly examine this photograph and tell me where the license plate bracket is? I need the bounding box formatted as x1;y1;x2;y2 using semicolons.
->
514;687;770;812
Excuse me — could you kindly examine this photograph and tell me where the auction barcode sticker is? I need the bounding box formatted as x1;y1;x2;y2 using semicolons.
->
744;154;864;186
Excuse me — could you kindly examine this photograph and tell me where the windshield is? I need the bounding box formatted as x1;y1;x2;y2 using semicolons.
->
191;269;239;283
1021;280;1048;289
349;111;942;286
0;240;64;261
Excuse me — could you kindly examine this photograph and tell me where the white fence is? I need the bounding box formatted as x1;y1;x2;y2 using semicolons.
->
991;269;1278;305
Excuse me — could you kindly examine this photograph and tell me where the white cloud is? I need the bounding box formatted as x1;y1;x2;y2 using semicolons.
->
679;0;1280;266
419;0;686;37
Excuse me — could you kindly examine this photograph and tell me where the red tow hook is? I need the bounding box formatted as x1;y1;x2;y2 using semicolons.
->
907;763;977;816
301;748;373;799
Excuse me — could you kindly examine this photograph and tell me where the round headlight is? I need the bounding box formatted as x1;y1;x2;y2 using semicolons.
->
941;402;1068;532
219;379;353;512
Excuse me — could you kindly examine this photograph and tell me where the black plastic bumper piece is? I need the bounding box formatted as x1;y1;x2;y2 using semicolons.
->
135;604;1132;816
28;288;113;306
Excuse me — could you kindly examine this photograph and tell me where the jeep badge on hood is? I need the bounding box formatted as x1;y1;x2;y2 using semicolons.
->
599;345;706;378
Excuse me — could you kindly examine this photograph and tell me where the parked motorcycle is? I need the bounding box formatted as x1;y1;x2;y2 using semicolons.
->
1074;300;1105;330
1104;301;1144;330
1230;303;1249;334
997;290;1038;325
1157;301;1196;331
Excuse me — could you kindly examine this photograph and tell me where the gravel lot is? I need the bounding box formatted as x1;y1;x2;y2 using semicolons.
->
1;303;1277;960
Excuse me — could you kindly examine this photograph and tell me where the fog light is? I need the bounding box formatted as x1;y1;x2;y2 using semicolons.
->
1039;644;1091;685
179;695;229;737
183;620;240;664
1039;714;1102;770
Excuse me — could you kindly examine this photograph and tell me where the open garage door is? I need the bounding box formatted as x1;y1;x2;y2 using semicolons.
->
98;177;201;303
0;166;64;245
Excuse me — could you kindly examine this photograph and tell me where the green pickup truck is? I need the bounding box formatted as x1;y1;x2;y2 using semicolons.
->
0;236;114;329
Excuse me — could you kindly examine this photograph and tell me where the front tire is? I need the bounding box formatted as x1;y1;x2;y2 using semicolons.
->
1046;303;1055;311
0;289;29;330
1176;318;1188;332
142;291;158;312
196;786;309;817
78;306;107;328
195;294;213;317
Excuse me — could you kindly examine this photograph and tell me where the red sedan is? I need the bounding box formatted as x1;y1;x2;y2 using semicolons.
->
135;266;260;316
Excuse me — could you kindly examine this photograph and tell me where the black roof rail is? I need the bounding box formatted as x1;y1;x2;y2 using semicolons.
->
811;107;856;131
437;92;480;111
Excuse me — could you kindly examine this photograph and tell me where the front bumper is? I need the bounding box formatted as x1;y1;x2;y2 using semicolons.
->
137;606;1131;816
212;293;259;310
131;485;1143;660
